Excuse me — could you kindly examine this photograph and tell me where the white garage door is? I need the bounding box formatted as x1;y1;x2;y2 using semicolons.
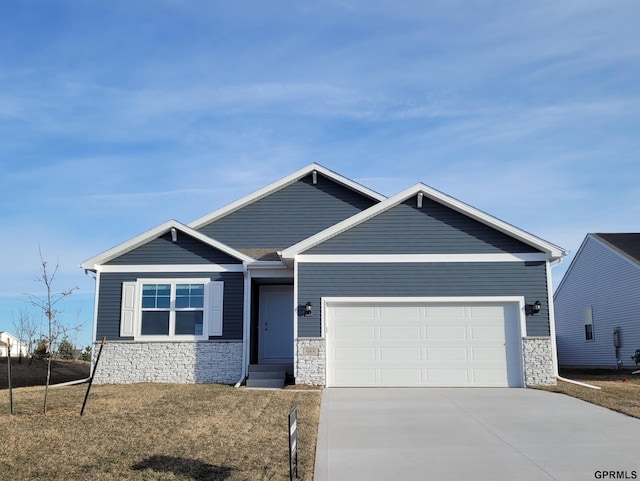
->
325;300;523;387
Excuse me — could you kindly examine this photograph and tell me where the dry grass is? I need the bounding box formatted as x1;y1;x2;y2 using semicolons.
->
536;369;640;419
0;383;321;481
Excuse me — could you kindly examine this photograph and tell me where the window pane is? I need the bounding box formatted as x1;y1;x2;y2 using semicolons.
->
141;311;170;335
142;284;171;308
176;283;205;308
175;311;204;336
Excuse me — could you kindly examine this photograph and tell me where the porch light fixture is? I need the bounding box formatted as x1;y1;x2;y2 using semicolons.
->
527;300;542;315
170;228;178;243
304;302;313;316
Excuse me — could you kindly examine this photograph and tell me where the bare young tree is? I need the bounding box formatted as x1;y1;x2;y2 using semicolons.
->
11;307;39;360
25;246;79;414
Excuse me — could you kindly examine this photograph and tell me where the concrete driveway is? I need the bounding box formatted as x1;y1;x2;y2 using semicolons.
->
314;388;640;481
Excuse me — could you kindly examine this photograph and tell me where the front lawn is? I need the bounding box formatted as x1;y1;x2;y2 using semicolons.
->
0;383;321;481
537;369;640;419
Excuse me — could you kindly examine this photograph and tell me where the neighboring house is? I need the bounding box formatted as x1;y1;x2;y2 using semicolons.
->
0;331;29;358
554;233;640;370
81;163;567;387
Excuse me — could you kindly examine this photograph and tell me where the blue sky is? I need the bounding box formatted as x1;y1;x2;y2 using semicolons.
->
1;1;639;348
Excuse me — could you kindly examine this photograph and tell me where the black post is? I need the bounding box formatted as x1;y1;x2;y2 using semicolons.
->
80;337;106;416
7;339;13;415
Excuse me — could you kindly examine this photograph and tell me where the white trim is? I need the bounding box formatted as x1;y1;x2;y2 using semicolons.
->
188;163;386;230
282;183;567;261
293;258;299;378
96;264;245;273
92;271;100;346
80;219;253;270
322;295;527;388
249;268;294;278
547;260;560;377
247;261;287;269
132;277;219;341
241;267;251;383
296;253;548;263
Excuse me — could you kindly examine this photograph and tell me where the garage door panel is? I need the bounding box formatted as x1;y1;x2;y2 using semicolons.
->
332;305;375;318
380;368;422;385
334;368;376;385
425;305;466;318
471;347;508;361
427;347;468;361
379;305;421;320
380;326;422;340
379;347;422;361
470;326;505;340
326;300;523;388
334;347;375;361
427;368;469;385
426;326;467;340
334;325;376;340
469;305;506;318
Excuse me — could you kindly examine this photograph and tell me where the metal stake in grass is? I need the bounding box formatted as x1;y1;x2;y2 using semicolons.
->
81;337;106;416
7;339;14;415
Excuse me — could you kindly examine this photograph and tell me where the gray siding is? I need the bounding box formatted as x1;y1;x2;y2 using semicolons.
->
555;236;640;368
107;232;241;265
297;262;549;337
197;173;378;249
96;271;244;341
307;199;540;254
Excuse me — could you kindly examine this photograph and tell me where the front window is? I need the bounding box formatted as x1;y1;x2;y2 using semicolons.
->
140;282;205;337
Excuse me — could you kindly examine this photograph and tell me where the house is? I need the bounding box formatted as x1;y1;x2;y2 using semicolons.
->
0;331;29;358
554;233;640;370
81;163;567;387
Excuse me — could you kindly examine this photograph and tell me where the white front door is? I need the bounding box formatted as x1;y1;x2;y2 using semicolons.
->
259;285;294;364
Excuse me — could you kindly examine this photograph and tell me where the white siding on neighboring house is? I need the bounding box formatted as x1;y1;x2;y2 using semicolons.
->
555;236;640;369
0;332;29;357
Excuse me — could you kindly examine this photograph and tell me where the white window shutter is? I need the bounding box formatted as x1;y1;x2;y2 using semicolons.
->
120;282;137;337
208;281;224;336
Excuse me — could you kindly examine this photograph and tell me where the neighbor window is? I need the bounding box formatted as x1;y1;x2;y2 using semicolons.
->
584;306;594;341
120;278;223;340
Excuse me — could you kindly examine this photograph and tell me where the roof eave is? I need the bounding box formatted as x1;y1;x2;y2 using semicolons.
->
188;163;386;230
282;183;568;260
80;220;254;270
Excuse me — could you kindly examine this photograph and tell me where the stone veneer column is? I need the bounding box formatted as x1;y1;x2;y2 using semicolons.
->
296;338;326;386
522;336;556;386
92;341;243;384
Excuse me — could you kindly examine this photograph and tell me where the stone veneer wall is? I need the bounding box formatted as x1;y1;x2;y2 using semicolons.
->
296;338;326;385
92;341;243;384
522;336;556;386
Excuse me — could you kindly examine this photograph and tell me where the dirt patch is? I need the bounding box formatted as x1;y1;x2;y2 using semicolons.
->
536;369;640;419
0;358;90;389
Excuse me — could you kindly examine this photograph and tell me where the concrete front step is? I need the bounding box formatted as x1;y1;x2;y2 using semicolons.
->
249;370;287;380
245;364;291;389
245;378;285;389
248;363;293;374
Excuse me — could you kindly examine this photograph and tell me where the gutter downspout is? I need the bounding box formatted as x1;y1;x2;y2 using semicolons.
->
235;265;251;388
549;257;601;390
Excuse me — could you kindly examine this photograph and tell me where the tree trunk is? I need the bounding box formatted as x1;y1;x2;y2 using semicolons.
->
43;355;52;414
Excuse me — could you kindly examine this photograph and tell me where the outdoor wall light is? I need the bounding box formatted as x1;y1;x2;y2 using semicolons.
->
305;302;313;316
527;300;542;315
